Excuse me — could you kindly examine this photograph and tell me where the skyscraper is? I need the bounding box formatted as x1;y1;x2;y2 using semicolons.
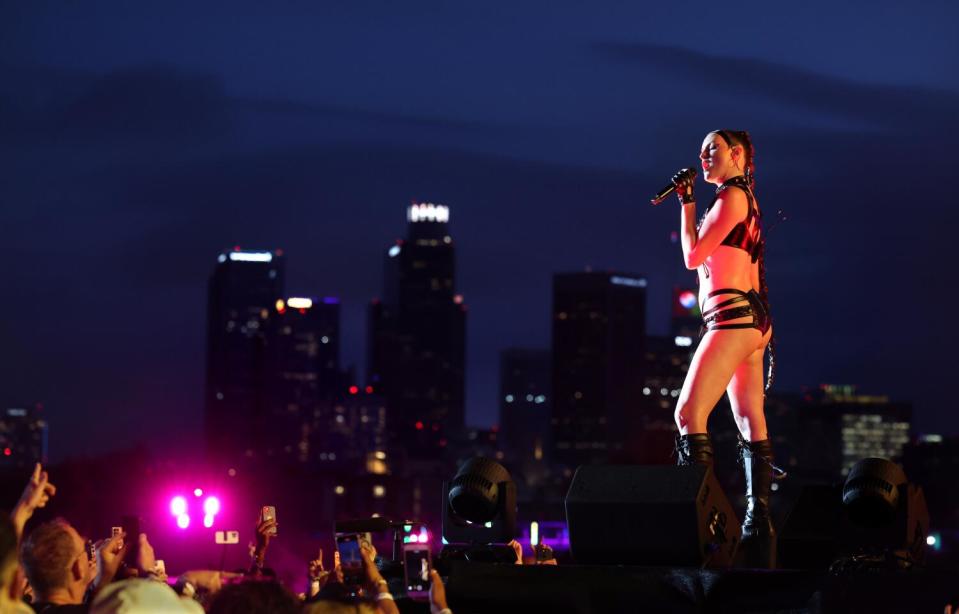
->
205;248;285;468
499;348;551;485
551;272;647;467
0;404;47;469
264;296;341;464
368;203;466;457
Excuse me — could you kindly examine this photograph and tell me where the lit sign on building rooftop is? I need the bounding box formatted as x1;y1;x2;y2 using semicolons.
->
610;276;647;288
228;251;274;263
287;297;313;309
407;203;450;224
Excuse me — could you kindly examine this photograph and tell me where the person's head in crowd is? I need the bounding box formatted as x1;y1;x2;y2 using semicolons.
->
20;518;96;605
206;577;300;614
303;597;378;614
90;579;203;614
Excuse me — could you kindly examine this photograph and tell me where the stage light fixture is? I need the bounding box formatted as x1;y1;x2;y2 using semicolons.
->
170;496;187;517
204;496;221;516
839;457;930;566
441;457;517;563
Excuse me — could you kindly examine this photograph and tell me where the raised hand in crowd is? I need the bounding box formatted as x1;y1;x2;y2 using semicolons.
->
429;570;452;614
359;541;399;614
508;539;523;565
307;548;330;598
11;462;57;538
93;530;127;593
250;514;277;573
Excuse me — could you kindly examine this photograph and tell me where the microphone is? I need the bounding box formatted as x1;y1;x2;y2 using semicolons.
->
650;168;697;205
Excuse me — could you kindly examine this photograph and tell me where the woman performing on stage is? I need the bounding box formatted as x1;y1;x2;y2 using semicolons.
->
670;130;779;568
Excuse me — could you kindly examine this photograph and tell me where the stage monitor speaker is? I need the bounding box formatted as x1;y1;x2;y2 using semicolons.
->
565;464;739;567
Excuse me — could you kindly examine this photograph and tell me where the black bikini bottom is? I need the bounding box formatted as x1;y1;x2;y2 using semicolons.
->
700;288;771;335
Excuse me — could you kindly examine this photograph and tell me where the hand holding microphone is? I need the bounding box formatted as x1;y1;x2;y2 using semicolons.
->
650;167;697;205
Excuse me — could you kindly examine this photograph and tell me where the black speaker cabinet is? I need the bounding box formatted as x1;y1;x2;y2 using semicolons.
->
565;464;740;567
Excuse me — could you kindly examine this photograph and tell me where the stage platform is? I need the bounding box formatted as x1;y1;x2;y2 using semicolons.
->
439;561;958;614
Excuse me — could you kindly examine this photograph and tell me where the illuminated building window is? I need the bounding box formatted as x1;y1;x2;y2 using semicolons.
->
373;485;386;498
334;485;345;495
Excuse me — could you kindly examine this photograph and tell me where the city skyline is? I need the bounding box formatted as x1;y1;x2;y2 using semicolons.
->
2;2;956;461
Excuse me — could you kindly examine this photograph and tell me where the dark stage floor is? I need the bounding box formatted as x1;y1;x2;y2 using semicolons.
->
441;561;958;614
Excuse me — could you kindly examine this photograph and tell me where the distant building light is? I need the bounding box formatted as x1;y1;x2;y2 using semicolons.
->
610;275;647;288
388;245;401;258
526;394;534;402
228;251;273;263
674;336;693;347
443;236;452;244
407;203;450;223
678;291;697;309
6;408;27;417
374;451;387;460
217;254;227;263
920;434;943;443
535;395;546;404
335;485;345;495
453;294;464;304
321;336;329;344
505;395;514;403
287;297;313;309
660;388;668;396
349;385;359;395
642;387;651;395
373;485;386;498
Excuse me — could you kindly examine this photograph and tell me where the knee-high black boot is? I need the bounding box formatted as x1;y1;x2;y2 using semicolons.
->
738;437;778;569
675;433;714;469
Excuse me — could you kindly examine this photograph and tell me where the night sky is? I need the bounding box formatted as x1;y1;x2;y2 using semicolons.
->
2;2;957;462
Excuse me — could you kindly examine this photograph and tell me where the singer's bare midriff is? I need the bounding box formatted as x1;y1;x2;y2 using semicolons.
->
698;245;767;336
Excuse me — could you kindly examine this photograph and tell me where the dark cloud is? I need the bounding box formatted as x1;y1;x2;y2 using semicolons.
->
592;42;959;133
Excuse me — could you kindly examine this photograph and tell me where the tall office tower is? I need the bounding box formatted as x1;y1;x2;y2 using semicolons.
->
499;349;551;486
635;335;696;463
772;384;912;481
551;272;647;467
264;296;341;464
205;248;285;468
368;203;466;457
0;404;48;469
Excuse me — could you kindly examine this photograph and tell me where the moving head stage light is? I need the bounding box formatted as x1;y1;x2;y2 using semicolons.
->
837;457;929;568
781;457;930;571
441;457;518;563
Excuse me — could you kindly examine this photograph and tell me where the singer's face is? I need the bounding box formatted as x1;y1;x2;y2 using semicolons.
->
699;133;736;185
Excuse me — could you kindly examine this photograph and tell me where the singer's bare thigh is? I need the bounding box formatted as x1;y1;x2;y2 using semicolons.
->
726;325;772;440
675;328;762;433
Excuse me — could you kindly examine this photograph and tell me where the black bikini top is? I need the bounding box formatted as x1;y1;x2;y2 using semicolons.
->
702;175;762;263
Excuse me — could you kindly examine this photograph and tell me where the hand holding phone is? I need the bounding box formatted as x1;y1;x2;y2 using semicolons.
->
259;506;277;537
403;542;432;600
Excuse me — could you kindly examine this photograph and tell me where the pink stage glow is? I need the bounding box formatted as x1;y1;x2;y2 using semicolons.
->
203;514;214;528
176;514;191;529
170;496;187;517
203;496;221;516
